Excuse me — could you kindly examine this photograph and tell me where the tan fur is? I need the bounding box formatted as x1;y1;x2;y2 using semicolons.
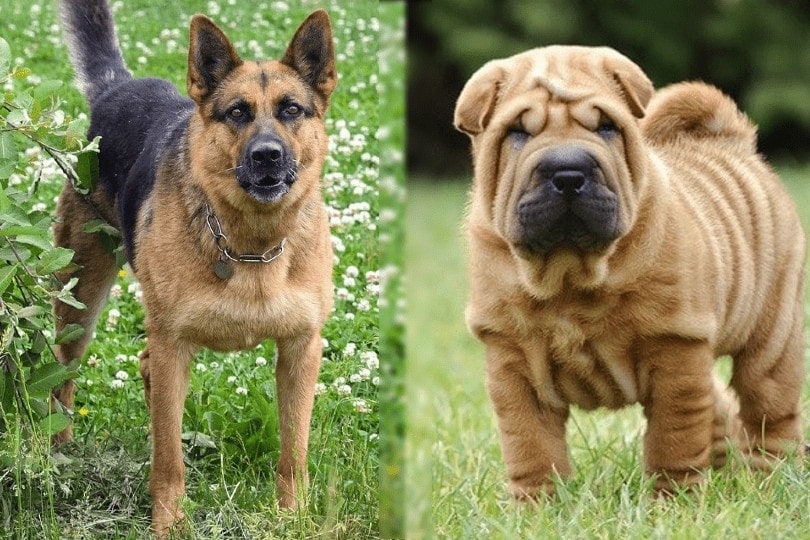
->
455;46;805;498
53;11;335;535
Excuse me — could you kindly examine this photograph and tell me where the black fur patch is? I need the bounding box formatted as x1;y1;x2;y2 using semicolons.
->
86;77;194;267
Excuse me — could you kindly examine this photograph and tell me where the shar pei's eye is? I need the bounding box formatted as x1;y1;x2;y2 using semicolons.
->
507;128;530;149
596;119;620;139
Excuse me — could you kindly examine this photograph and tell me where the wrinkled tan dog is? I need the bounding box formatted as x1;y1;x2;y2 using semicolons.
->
455;45;805;498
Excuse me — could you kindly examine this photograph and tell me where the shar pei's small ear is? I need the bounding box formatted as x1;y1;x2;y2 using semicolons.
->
454;61;508;136
604;54;654;118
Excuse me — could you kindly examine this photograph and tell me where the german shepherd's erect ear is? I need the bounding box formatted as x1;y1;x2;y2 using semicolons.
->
281;9;337;101
186;14;242;104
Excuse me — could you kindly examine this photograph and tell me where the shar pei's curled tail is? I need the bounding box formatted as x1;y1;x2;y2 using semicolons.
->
641;82;757;153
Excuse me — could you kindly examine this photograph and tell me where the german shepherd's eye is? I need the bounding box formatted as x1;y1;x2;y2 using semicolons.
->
223;102;253;125
280;102;304;120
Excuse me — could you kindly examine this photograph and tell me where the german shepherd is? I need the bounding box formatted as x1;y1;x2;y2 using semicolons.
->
55;0;336;533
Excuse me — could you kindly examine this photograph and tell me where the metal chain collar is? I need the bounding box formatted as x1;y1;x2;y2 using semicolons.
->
204;204;286;264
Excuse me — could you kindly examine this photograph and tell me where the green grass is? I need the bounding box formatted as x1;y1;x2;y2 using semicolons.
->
406;167;810;539
1;0;381;538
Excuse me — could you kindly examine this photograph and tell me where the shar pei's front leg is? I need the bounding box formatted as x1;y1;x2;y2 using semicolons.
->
640;337;715;492
485;341;570;500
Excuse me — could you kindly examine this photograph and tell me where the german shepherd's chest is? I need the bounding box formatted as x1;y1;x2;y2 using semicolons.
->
135;227;329;350
173;271;325;351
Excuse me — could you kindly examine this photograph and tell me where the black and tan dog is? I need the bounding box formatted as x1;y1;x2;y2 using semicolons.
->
54;0;336;533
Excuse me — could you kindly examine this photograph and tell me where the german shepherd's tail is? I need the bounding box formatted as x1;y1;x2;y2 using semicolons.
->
60;0;131;105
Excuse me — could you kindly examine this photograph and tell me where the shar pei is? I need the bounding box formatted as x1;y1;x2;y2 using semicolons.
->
454;45;805;497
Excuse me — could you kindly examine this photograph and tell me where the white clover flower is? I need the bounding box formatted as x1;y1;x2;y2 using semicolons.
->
127;282;140;295
349;373;361;383
366;283;381;296
357;368;371;381
345;265;359;278
356;299;371;312
336;287;351;300
115;354;127;363
106;309;121;327
87;355;99;368
344;312;355;321
352;399;370;414
314;382;327;395
227;375;237;384
85;379;94;387
195;363;207;372
110;284;122;298
115;370;129;380
343;343;357;357
206;1;221;16
360;351;378;370
372;376;380;386
333;377;346;387
255;356;267;367
343;276;356;288
365;270;379;283
322;338;329;349
110;379;124;389
336;384;352;396
331;235;345;252
236;386;248;396
210;361;220;370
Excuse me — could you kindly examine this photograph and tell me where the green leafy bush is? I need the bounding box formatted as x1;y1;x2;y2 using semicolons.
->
0;36;98;446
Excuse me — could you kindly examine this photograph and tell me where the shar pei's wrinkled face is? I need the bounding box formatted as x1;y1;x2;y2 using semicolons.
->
455;46;655;258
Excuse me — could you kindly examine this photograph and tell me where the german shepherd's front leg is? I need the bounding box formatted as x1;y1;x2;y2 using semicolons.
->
275;333;323;508
144;325;196;536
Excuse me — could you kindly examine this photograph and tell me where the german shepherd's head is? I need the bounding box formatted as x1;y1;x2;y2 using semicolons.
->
185;10;336;208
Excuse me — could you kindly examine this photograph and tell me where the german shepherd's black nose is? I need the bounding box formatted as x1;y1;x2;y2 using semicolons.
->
248;139;285;165
237;135;295;201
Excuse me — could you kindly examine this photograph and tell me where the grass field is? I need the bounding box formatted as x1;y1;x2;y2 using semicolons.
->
1;1;383;538
406;168;810;539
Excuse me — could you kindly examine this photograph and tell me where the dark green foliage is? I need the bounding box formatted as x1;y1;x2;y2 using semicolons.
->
408;0;810;174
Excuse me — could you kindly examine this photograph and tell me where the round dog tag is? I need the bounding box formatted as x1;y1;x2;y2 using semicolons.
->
213;258;232;280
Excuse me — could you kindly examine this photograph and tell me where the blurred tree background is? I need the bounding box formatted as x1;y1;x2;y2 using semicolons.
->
408;0;810;177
